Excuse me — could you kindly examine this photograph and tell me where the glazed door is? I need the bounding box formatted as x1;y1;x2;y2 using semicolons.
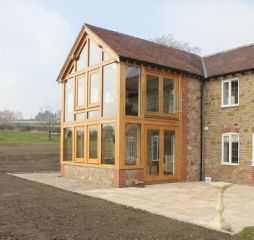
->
144;125;179;182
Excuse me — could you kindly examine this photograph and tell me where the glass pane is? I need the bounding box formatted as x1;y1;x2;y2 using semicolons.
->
231;135;239;164
89;40;101;66
75;112;86;121
164;130;175;175
223;82;229;105
77;76;86;107
147;75;159;112
125;124;140;165
147;129;160;176
76;43;88;71
63;128;72;161
89;71;99;104
89;128;98;159
125;66;140;116
223;135;229;163
163;78;175;113
102;124;115;164
103;51;111;61
103;63;117;117
88;111;99;119
76;129;84;158
231;80;238;105
64;78;74;122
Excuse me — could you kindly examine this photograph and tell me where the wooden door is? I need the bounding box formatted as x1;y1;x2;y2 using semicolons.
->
144;125;179;182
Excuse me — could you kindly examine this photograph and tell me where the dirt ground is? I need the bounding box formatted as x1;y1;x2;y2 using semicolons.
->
0;143;242;240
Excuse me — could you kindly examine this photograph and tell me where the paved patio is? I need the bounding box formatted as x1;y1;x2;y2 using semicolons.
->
11;172;254;234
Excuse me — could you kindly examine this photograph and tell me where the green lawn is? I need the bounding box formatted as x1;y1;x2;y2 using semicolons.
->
239;226;254;240
0;130;60;144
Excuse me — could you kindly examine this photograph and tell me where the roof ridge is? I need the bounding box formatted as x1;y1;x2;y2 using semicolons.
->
85;23;201;58
203;42;254;58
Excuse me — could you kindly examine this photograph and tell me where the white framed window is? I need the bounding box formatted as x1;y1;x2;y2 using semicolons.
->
221;79;239;107
252;133;254;166
222;133;239;165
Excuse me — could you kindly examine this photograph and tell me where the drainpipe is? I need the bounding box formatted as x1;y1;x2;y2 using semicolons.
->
200;77;204;181
200;59;207;181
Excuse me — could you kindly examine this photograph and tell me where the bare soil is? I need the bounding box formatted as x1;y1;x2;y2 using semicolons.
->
0;143;242;240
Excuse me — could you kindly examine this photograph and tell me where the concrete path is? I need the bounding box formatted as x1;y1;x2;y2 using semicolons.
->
11;172;254;234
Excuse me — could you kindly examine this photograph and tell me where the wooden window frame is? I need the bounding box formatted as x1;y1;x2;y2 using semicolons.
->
87;124;100;164
124;123;141;166
88;68;100;108
75;73;87;111
124;64;141;118
221;132;240;165
221;79;239;107
144;72;178;118
74;126;85;163
62;127;74;162
76;40;88;73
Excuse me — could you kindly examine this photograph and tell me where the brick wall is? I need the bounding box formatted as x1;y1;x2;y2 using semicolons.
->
203;73;254;184
181;75;201;181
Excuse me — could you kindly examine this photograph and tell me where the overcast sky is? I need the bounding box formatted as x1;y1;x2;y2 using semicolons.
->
1;0;254;118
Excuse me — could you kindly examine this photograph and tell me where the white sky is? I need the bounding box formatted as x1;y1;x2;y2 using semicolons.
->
0;0;254;118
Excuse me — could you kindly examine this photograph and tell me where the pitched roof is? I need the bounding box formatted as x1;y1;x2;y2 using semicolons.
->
203;44;254;78
85;24;204;77
57;24;254;81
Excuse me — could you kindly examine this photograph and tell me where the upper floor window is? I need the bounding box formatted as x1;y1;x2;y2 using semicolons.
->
222;133;239;165
89;40;102;66
146;74;176;115
64;78;74;122
103;63;117;117
76;42;88;71
125;66;140;116
222;79;239;107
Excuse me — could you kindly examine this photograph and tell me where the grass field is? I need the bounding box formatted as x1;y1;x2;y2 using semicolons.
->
0;130;60;144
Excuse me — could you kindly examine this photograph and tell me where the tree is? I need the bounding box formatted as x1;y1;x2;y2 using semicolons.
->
35;106;60;140
153;34;201;54
0;109;23;130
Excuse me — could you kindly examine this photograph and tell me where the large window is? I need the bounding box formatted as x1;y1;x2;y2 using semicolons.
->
88;126;98;162
89;40;101;66
125;124;140;165
146;74;177;115
125;66;140;116
163;78;175;113
102;124;115;164
76;75;86;108
164;130;175;175
63;128;72;161
75;128;84;159
222;133;239;165
76;42;88;71
64;78;74;122
222;79;239;107
147;130;160;176
146;75;159;112
88;70;100;106
103;63;117;117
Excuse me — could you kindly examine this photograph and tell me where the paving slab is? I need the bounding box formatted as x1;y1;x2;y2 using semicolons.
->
10;172;254;234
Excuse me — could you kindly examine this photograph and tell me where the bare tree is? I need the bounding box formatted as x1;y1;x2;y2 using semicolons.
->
153;34;201;54
35;106;59;140
0;109;23;129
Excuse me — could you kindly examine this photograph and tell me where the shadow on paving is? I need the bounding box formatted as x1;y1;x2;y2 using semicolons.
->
0;143;242;240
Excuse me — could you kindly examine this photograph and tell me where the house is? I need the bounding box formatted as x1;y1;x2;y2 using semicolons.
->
57;24;254;187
